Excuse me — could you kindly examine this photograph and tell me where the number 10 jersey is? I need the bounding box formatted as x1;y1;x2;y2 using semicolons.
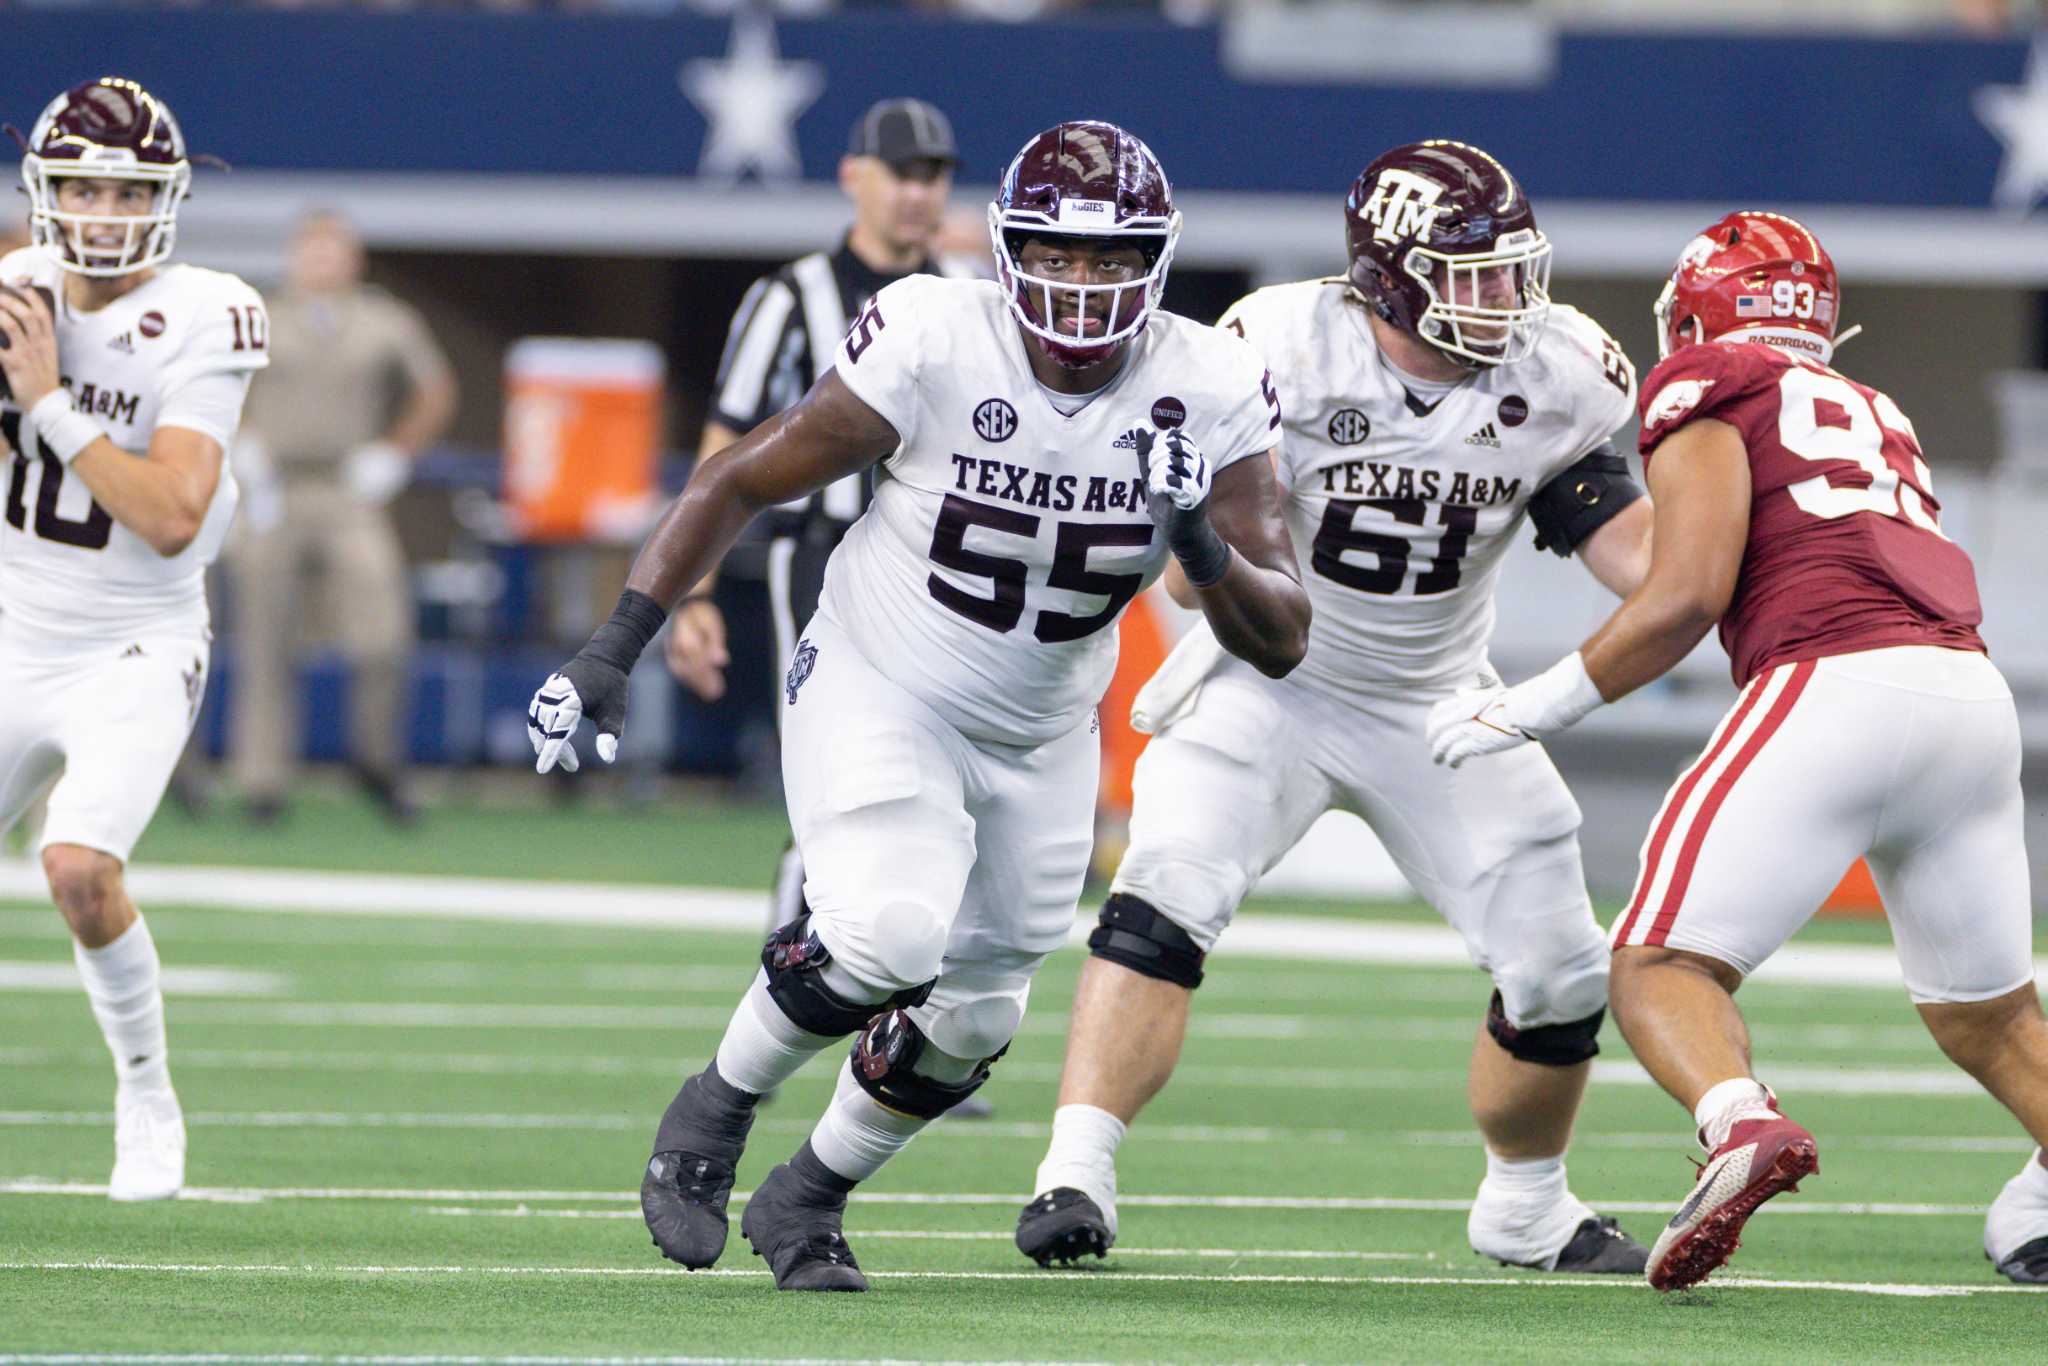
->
0;247;268;646
1221;280;1636;694
822;275;1280;747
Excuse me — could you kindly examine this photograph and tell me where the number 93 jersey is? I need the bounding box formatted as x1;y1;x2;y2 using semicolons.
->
1221;280;1635;693
821;274;1280;746
0;246;268;646
1637;341;1984;688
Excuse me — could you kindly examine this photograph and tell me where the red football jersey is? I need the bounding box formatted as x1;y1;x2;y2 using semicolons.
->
1637;341;1983;687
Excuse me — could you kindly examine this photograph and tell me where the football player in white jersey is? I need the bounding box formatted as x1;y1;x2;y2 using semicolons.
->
525;121;1310;1292
0;78;268;1200
1019;141;1657;1274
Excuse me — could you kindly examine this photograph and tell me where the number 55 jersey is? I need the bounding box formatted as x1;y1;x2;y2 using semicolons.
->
0;245;268;645
821;273;1279;747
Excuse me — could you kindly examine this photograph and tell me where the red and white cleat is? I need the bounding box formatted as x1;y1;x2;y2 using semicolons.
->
1646;1111;1818;1291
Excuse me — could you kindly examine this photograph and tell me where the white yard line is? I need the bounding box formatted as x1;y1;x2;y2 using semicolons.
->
0;863;2006;992
412;1213;1431;1261
0;962;289;996
0;1261;2028;1297
1396;1129;2035;1154
2;1110;2018;1153
0;1179;1989;1217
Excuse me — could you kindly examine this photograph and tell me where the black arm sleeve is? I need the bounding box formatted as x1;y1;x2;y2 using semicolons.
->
1526;440;1645;557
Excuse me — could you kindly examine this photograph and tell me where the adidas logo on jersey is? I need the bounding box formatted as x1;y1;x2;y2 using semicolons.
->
1464;423;1502;449
107;332;135;354
1111;429;1143;450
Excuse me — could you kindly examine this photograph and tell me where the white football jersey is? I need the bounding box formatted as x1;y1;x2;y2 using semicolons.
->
1221;279;1634;691
822;275;1280;746
0;247;266;644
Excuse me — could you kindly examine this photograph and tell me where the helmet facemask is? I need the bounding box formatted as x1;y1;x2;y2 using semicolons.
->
988;205;1181;367
1404;227;1552;368
24;162;190;278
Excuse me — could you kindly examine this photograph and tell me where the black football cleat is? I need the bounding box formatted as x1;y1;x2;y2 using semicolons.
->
740;1157;868;1292
1547;1216;1651;1274
1016;1187;1113;1267
640;1069;757;1269
1991;1235;2048;1286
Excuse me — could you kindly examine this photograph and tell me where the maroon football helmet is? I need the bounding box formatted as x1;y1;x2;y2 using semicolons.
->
1344;140;1551;368
1655;211;1852;364
11;77;192;277
987;121;1181;369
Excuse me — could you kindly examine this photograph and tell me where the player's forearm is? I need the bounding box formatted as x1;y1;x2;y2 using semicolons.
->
1191;558;1310;679
624;459;764;611
69;438;216;556
1578;588;1718;703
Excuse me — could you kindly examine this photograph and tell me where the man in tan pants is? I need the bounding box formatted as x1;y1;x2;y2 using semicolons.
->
230;211;456;823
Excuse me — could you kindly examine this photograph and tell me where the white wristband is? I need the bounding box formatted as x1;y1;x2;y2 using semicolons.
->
1520;651;1608;735
26;389;102;466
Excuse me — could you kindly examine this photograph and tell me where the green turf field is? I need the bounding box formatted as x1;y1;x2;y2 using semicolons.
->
4;821;2044;1366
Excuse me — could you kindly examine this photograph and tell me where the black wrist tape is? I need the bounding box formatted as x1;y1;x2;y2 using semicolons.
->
1171;518;1234;589
580;588;668;674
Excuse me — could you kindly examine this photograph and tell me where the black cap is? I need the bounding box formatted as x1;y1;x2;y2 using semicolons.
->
848;98;958;171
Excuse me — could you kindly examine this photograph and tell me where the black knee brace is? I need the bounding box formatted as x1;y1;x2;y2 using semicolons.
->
1486;989;1604;1066
761;912;934;1039
849;1009;1005;1121
1087;893;1206;989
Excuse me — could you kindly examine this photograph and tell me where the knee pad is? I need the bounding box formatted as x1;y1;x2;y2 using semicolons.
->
868;898;951;989
850;1008;1004;1120
924;994;1023;1066
1087;893;1206;989
761;911;934;1039
1485;989;1604;1067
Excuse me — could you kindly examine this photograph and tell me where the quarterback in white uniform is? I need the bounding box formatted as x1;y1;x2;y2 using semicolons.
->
0;79;267;1200
1020;142;1658;1274
525;122;1310;1292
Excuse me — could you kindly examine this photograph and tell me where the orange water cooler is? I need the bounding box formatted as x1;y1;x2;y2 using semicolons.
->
502;337;665;543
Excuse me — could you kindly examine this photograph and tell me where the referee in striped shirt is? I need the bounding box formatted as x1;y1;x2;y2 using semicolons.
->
666;98;973;931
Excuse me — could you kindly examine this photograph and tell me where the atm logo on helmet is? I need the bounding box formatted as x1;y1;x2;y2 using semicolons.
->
1358;169;1449;246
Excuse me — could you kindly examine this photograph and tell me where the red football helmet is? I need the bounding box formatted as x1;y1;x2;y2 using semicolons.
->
9;77;192;277
1655;211;1853;363
1344;140;1551;368
987;121;1180;369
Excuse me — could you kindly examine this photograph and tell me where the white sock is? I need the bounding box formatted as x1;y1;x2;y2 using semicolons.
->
1985;1147;2048;1262
712;975;838;1095
1033;1104;1127;1234
1468;1150;1590;1268
809;1060;930;1182
74;917;171;1094
1692;1077;1775;1151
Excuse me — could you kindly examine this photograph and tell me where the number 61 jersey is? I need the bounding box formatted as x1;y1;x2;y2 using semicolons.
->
1222;279;1636;694
0;246;268;645
1637;339;1983;688
821;274;1280;746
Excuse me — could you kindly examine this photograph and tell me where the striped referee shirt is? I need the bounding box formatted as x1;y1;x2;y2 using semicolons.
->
709;235;973;531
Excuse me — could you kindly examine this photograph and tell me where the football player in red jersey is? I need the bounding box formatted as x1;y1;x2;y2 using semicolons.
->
1426;212;2044;1290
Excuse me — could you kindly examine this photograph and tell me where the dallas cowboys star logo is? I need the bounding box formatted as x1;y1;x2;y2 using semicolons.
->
679;11;826;185
1975;37;2048;211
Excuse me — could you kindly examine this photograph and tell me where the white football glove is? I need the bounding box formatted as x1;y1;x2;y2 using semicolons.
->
527;659;628;774
1142;428;1212;512
1426;654;1606;769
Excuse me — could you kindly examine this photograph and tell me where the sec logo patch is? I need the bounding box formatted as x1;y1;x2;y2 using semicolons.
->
1327;408;1371;446
973;398;1018;443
